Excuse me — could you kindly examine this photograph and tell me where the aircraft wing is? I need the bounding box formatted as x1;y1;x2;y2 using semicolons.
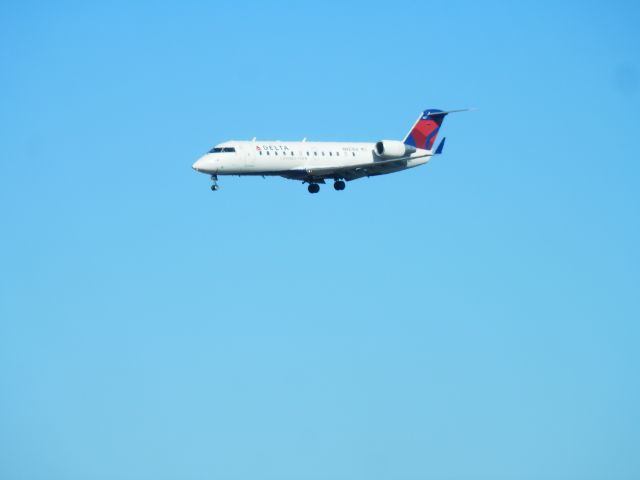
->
285;154;432;182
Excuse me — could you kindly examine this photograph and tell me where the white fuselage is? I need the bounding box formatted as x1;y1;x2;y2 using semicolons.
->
192;140;431;177
191;107;461;192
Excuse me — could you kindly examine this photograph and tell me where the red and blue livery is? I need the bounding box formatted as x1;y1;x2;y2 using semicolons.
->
404;109;447;150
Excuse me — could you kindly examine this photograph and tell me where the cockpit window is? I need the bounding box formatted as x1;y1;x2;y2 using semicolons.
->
209;147;236;153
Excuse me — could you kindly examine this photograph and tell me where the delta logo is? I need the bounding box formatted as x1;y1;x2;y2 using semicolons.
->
256;145;290;151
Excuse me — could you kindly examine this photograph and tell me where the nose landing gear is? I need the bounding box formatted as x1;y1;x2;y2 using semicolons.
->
210;175;219;191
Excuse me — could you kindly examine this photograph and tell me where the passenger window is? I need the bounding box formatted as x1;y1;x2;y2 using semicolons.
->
329;152;332;156
314;152;317;156
337;152;340;156
267;151;270;155
352;152;355;156
275;151;278;156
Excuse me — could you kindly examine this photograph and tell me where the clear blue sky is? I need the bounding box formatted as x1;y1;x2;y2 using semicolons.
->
1;1;639;479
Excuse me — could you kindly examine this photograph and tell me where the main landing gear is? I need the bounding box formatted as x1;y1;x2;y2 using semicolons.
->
210;175;219;191
306;180;346;193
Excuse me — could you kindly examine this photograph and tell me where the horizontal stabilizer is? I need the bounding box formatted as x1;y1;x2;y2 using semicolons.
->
434;137;446;155
426;108;475;116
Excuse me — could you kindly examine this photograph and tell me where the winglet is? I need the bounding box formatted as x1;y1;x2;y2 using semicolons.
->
434;137;446;155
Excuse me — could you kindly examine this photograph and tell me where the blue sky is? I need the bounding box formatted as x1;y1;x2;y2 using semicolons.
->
1;1;639;479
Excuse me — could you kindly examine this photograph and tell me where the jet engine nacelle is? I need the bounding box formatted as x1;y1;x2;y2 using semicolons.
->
374;140;416;158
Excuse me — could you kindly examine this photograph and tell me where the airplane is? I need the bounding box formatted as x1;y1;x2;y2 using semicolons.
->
191;108;468;193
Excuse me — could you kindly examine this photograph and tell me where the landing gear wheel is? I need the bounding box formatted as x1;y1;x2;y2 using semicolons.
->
308;183;320;194
210;175;219;191
333;180;345;191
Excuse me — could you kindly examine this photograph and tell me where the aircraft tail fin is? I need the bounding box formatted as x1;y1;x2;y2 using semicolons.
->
403;108;471;151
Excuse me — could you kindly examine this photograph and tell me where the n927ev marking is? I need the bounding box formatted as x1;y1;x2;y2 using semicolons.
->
192;108;468;193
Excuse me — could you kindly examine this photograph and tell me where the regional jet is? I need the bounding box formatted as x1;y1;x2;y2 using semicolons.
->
192;108;468;193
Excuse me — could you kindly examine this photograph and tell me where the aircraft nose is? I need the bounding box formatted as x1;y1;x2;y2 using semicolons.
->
192;155;213;172
192;159;203;171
